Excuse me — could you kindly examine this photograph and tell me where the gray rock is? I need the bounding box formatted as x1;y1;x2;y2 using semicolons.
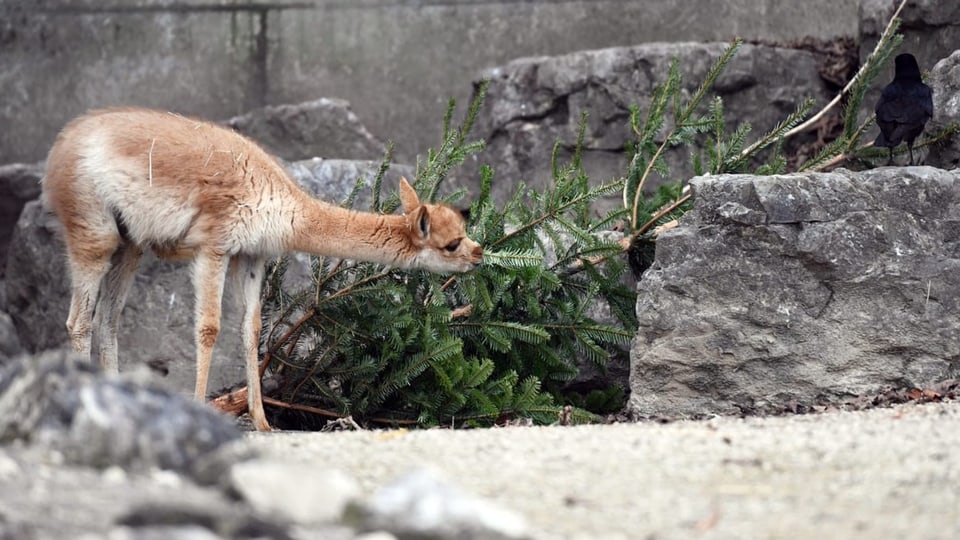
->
225;99;388;162
344;468;530;540
286;158;416;212
0;311;22;364
629;167;960;417
926;50;960;170
457;42;830;211
0;162;43;275
0;440;317;540
229;459;360;526
0;350;240;478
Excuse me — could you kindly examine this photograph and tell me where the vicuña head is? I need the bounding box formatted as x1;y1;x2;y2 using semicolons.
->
42;107;483;431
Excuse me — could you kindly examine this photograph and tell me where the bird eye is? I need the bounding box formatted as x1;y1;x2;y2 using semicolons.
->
445;240;461;252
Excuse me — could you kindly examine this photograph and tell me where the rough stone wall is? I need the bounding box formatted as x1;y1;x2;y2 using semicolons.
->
0;0;859;165
458;42;831;211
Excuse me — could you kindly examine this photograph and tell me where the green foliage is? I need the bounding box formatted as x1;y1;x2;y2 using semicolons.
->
260;85;633;429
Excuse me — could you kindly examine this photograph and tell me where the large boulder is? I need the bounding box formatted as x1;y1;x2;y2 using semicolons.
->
630;167;960;417
926;50;960;169
0;162;43;276
3;159;415;397
456;42;831;211
225;99;388;162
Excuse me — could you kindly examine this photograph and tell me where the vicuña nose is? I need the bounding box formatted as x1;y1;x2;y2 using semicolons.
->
472;245;484;265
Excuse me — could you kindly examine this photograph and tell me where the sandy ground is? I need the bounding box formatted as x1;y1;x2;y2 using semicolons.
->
247;401;960;540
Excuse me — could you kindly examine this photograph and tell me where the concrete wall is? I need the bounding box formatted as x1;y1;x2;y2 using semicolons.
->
0;0;860;165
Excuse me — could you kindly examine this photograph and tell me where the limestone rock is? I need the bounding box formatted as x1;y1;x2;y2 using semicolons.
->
225;99;387;162
926;50;960;170
0;162;43;275
0;350;241;477
629;167;960;417
457;42;830;211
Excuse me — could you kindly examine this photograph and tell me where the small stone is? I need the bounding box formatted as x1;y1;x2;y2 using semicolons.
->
229;459;360;526
0;452;21;480
345;467;530;540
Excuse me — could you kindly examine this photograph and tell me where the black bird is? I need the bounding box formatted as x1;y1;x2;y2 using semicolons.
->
874;53;933;166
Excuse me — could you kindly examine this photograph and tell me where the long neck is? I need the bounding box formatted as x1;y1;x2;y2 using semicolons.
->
285;192;416;267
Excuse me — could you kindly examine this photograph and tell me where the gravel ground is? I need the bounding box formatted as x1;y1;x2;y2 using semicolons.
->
2;400;958;539
247;401;960;540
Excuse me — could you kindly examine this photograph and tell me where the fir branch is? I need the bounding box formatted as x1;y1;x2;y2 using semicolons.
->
491;182;622;250
370;142;394;212
483;249;544;269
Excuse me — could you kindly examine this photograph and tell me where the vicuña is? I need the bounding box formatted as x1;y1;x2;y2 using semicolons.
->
42;107;484;431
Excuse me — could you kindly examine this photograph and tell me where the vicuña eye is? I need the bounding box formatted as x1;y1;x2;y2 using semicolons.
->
445;240;461;252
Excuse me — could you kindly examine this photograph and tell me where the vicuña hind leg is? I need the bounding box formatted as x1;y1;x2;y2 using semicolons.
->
235;255;270;431
93;243;143;373
191;249;229;402
64;232;121;360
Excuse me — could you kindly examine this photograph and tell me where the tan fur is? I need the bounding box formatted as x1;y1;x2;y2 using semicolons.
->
42;107;484;431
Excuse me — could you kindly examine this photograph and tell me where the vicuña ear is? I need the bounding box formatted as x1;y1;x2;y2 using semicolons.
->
399;177;420;214
415;207;430;238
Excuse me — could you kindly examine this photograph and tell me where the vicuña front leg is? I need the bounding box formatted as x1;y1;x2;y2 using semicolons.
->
236;255;270;431
191;250;229;403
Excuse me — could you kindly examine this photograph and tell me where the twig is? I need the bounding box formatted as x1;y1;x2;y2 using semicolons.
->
266;396;420;426
260;307;315;377
262;396;341;419
635;192;692;237
439;275;458;291
817;140;876;171
630;143;670;229
209;386;249;416
450;304;473;318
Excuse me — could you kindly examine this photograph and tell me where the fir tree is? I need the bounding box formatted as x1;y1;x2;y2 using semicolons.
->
258;83;632;429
